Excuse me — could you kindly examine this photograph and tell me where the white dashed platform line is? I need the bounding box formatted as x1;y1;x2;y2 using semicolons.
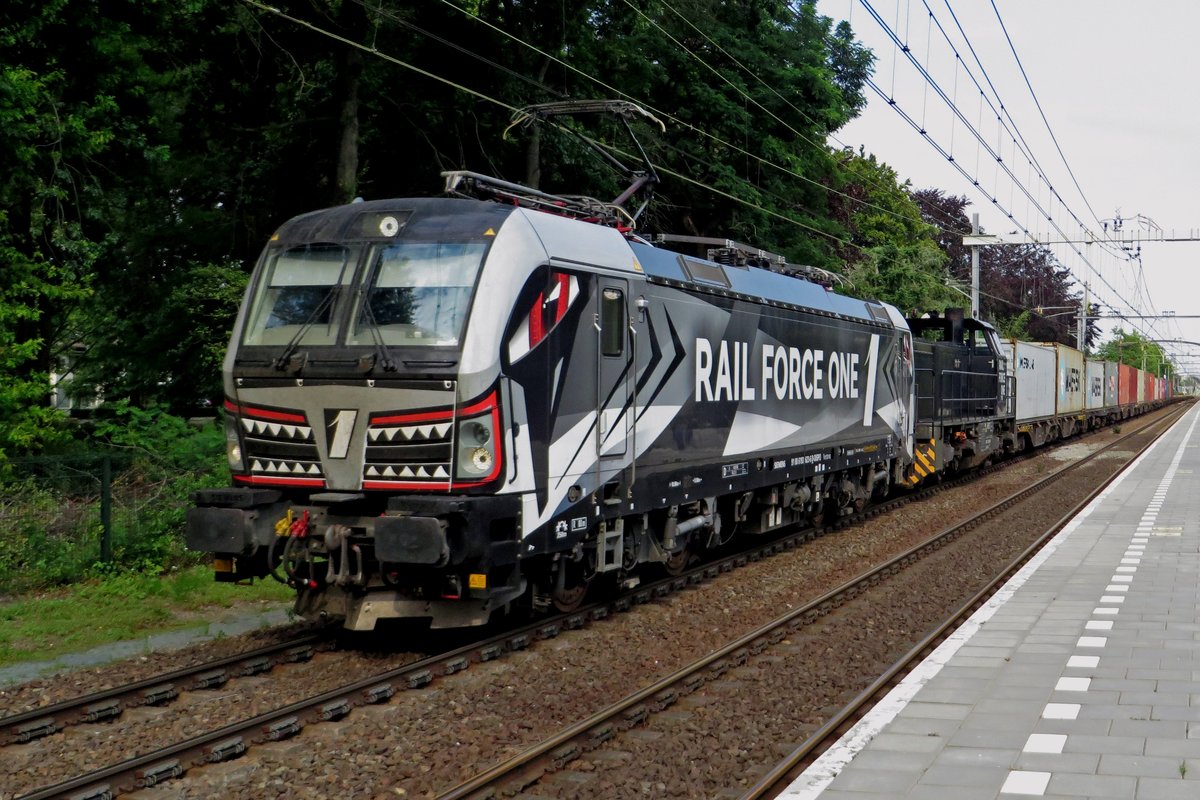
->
1042;703;1081;720
1002;771;1051;795
782;410;1199;800
778;418;1184;800
1006;412;1200;797
1024;733;1067;754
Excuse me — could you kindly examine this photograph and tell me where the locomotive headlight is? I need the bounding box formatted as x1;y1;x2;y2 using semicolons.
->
456;412;498;479
466;421;490;445
224;414;245;472
469;447;492;472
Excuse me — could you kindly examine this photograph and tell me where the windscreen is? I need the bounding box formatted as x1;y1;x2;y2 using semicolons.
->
242;244;357;346
347;242;487;347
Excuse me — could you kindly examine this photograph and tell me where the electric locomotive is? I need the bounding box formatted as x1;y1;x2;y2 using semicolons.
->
186;171;917;630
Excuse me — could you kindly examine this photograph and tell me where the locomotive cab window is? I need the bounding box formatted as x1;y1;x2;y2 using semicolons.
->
970;329;992;353
347;241;487;347
242;244;357;346
601;288;625;357
985;329;1002;354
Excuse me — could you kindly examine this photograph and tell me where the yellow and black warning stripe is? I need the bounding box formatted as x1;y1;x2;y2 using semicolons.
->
906;440;938;485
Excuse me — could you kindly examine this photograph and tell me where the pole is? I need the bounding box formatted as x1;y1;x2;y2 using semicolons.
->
100;455;113;563
970;213;980;319
1077;282;1089;353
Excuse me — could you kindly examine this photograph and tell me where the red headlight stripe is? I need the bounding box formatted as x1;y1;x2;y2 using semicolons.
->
225;400;307;424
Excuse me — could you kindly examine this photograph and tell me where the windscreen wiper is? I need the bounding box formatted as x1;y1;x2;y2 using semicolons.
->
272;287;339;372
356;288;398;373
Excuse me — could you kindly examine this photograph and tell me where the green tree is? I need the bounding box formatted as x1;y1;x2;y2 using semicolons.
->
912;189;1087;344
1095;330;1170;374
0;20;112;456
834;152;959;313
0;0;922;446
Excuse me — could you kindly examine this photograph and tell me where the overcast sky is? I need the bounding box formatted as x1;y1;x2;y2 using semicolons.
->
816;0;1200;375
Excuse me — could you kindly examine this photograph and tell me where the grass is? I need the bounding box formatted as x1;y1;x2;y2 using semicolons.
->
0;566;292;668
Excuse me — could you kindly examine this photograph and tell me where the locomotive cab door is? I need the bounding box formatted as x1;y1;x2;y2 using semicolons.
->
595;279;634;475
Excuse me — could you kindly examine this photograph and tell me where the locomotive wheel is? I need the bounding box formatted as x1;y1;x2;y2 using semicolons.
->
662;546;691;576
552;581;589;612
551;559;592;612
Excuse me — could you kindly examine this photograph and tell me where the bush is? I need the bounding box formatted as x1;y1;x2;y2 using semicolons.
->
0;478;102;591
0;404;228;594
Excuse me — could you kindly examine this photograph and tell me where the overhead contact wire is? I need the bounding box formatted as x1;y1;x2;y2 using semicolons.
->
241;0;861;251
855;0;1157;339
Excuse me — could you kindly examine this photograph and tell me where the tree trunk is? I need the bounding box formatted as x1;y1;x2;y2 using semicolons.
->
523;57;552;189
335;45;362;203
334;1;368;203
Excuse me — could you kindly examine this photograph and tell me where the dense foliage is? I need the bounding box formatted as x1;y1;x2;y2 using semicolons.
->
0;0;1099;464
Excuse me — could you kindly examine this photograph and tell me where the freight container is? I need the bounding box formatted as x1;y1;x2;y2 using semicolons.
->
1103;361;1119;408
1085;359;1106;410
1038;342;1086;415
1137;368;1148;403
1118;363;1138;406
1008;340;1057;421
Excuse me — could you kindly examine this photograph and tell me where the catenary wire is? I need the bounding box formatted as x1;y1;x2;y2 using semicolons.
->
935;0;1128;260
245;0;1132;341
625;0;971;236
854;0;1163;341
240;0;864;252
410;0;973;239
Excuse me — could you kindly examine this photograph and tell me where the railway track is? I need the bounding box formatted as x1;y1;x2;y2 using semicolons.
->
9;404;1183;799
433;402;1188;800
0;632;330;747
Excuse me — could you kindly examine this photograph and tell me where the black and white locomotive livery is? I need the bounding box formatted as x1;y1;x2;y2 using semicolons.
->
187;184;924;630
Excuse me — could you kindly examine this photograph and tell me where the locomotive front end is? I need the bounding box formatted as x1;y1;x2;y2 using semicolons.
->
187;197;540;629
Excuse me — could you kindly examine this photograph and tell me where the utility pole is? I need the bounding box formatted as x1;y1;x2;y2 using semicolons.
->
1077;282;1089;354
970;213;980;318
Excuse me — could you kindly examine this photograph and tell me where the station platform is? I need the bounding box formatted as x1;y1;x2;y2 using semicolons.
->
783;402;1200;799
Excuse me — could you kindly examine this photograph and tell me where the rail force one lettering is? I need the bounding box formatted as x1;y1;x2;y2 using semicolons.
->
695;335;879;406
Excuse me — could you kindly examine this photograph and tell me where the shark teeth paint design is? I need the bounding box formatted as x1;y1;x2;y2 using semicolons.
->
250;459;322;476
240;418;313;440
362;463;452;482
368;422;452;442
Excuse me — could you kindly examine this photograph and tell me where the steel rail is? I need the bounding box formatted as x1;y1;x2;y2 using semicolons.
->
1;631;330;747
